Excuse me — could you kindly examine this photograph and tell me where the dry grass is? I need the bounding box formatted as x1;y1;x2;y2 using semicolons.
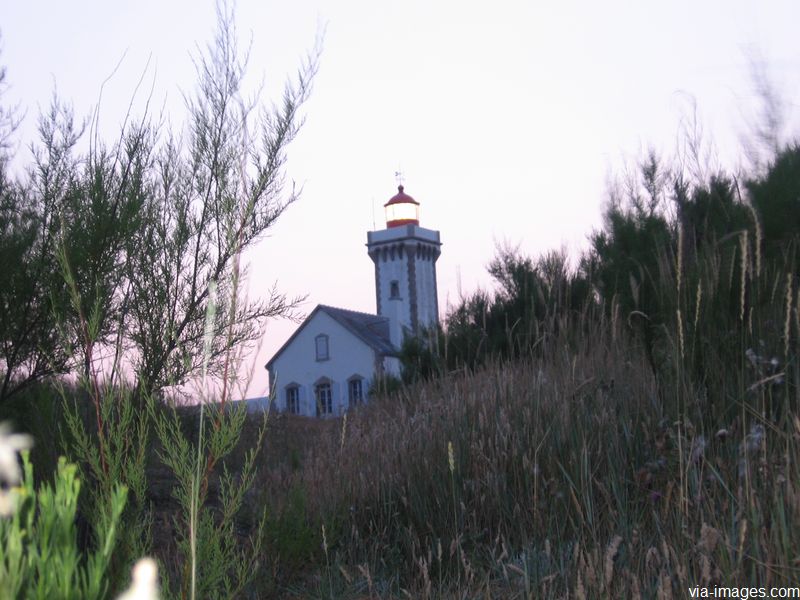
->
246;289;799;597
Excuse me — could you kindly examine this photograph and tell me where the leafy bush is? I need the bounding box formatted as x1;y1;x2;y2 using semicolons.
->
263;484;320;573
0;452;127;599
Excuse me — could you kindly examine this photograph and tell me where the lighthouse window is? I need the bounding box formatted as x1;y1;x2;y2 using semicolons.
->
385;202;419;225
390;280;400;299
315;334;329;361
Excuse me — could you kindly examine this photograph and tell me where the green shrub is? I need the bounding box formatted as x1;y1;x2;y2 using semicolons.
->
263;484;320;571
0;452;127;599
369;374;404;397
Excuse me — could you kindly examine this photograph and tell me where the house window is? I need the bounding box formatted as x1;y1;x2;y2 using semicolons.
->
315;334;329;361
315;382;332;416
348;377;364;406
286;385;300;414
390;280;400;299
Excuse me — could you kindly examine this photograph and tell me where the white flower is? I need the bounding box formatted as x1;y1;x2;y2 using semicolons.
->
116;558;159;600
745;348;758;367
744;424;765;455
0;423;32;517
690;435;707;464
0;423;32;486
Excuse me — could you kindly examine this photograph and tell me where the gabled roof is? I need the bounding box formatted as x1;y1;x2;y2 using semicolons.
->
265;304;397;371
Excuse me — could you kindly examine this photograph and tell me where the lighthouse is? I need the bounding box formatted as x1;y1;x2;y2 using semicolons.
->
265;182;442;417
367;185;442;347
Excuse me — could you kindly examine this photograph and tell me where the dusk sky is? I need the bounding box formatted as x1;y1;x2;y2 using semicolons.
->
3;1;799;398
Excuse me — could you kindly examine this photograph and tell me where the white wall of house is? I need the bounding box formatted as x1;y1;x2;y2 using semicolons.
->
268;311;378;417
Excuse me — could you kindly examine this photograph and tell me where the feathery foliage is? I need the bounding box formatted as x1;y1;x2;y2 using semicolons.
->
0;452;128;600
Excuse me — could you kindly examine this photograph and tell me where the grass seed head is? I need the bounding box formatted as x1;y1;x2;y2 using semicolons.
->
739;230;748;322
604;535;623;589
784;272;793;359
448;441;455;474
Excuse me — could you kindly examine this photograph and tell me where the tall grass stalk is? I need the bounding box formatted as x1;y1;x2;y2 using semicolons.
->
740;230;749;323
190;281;217;600
784;272;792;360
447;439;459;584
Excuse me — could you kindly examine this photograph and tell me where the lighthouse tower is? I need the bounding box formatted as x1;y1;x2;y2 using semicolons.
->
367;185;442;347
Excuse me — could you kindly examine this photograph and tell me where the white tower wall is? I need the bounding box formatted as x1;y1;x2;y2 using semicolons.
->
367;224;441;345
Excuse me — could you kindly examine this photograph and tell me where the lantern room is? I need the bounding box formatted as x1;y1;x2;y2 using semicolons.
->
384;185;420;228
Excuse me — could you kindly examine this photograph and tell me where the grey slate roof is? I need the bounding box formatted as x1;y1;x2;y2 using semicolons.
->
264;304;397;371
319;305;397;355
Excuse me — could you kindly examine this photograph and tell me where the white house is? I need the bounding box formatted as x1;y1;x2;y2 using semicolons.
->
265;184;441;417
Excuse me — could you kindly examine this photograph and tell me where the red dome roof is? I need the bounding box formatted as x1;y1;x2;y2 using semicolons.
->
384;185;420;207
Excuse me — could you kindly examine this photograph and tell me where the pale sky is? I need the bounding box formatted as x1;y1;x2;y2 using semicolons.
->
2;1;799;398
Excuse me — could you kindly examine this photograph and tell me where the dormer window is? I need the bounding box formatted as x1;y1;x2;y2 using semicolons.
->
390;280;400;299
315;334;329;361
